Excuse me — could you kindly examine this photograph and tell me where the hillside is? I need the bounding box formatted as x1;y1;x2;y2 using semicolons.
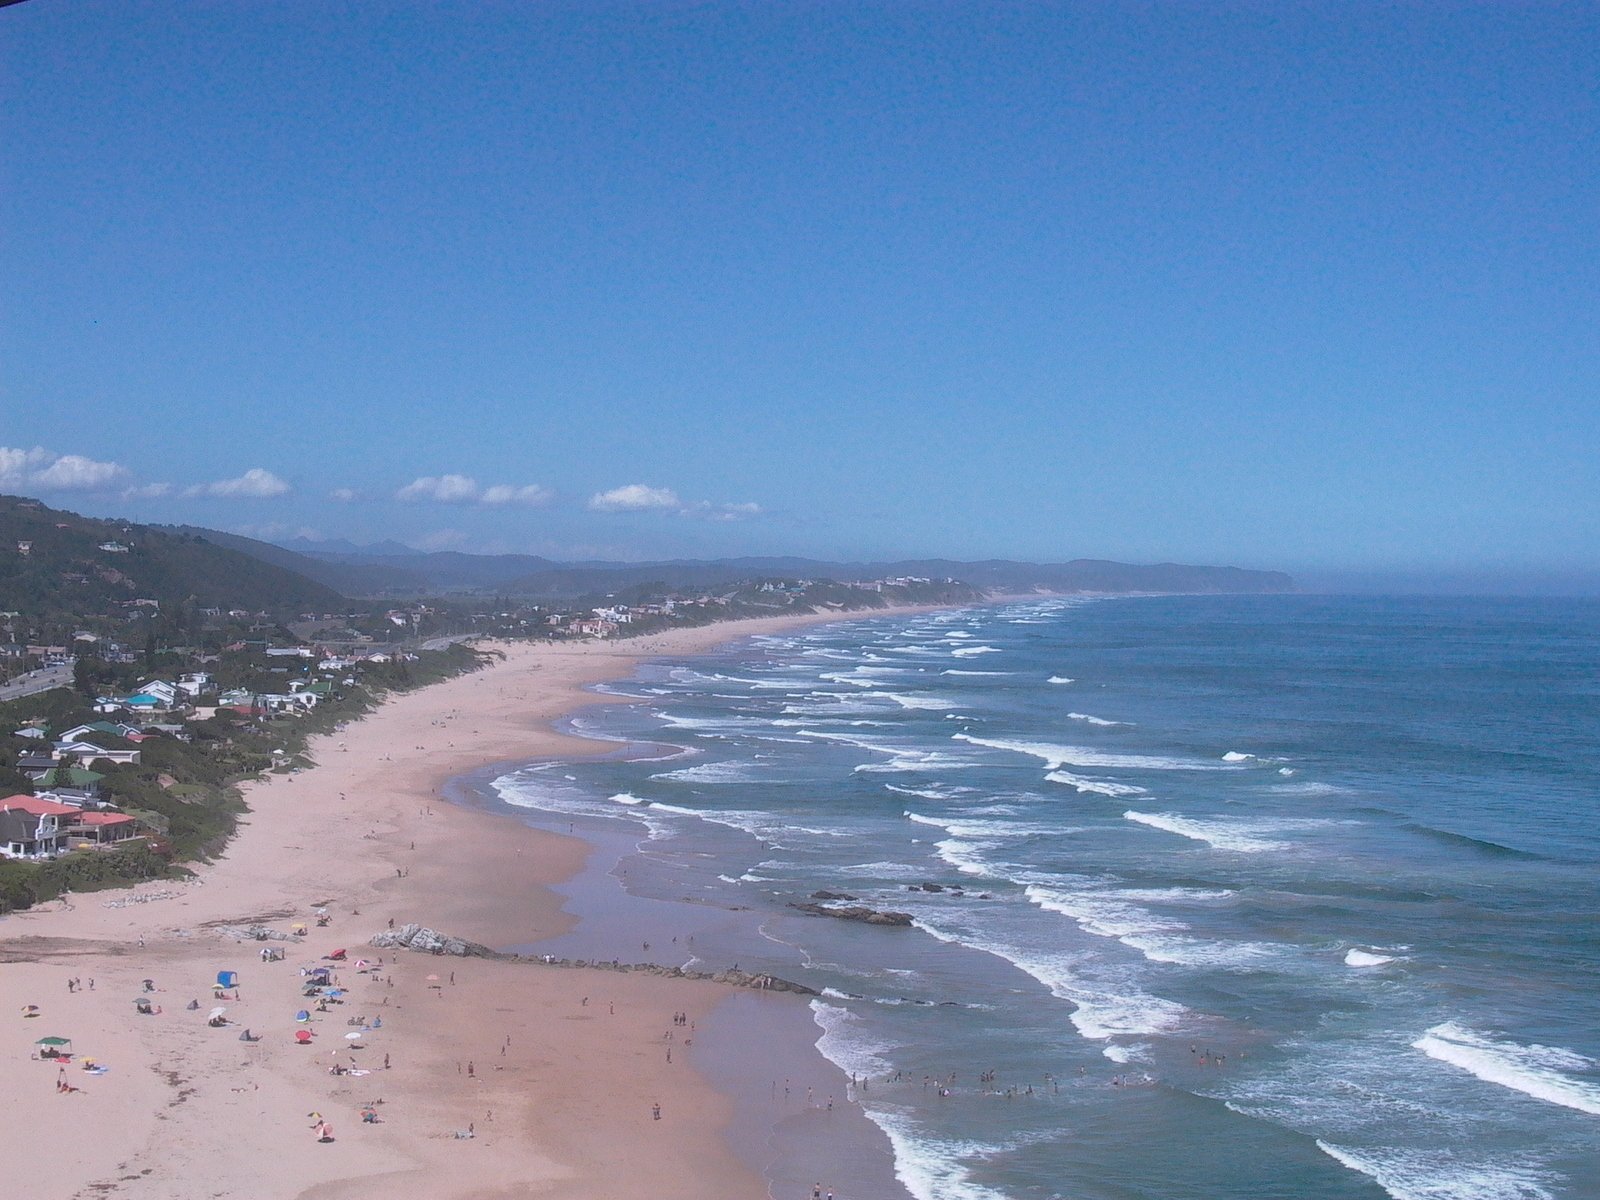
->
164;525;430;596
222;539;1293;599
0;496;347;621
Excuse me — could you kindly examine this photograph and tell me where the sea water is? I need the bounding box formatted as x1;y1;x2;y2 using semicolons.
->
488;595;1600;1200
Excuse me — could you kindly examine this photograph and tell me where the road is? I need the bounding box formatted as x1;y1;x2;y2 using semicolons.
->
0;660;75;704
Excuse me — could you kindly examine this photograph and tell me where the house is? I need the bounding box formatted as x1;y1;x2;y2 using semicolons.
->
0;795;74;859
16;751;58;776
129;680;181;708
54;739;141;767
60;722;140;744
30;766;106;796
176;672;213;697
98;541;130;553
64;811;140;850
259;692;317;714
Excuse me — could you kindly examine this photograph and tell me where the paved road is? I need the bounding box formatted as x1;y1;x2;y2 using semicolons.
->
0;660;75;703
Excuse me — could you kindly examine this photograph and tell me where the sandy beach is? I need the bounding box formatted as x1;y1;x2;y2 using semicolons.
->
0;610;920;1200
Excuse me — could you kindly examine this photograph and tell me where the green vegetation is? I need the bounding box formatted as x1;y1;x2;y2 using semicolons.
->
0;493;345;635
0;842;169;913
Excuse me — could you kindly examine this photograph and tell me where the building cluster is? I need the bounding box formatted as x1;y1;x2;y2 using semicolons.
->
0;643;414;863
2;713;150;860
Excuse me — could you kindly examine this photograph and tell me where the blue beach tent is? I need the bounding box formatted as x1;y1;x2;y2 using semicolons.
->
217;971;238;988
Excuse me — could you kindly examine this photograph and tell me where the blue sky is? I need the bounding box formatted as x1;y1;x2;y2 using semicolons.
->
3;2;1596;587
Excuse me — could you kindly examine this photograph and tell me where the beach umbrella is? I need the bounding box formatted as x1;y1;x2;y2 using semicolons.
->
21;1005;39;1015
344;1031;364;1041
36;1036;72;1047
294;1030;313;1044
208;1007;227;1021
296;1009;311;1022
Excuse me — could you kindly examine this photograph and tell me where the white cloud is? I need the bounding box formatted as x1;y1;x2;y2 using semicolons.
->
398;475;555;508
123;482;173;499
686;500;764;521
480;483;555;507
396;474;480;503
0;446;130;492
588;483;762;520
328;487;361;503
588;484;682;512
190;468;293;498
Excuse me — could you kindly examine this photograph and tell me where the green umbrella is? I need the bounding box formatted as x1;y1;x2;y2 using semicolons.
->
36;1036;71;1046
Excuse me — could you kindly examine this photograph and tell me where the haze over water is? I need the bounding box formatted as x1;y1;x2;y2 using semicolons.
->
490;596;1600;1200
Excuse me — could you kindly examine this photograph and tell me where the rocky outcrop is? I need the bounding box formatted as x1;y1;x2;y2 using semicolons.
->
368;923;495;958
787;902;914;927
368;925;819;995
810;890;859;901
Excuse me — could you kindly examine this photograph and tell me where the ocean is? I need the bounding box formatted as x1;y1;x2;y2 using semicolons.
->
479;595;1600;1200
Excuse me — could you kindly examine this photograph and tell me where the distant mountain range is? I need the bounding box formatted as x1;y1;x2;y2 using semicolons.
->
173;527;1295;599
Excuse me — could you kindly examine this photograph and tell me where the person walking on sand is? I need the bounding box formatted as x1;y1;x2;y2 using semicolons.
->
652;1102;661;1120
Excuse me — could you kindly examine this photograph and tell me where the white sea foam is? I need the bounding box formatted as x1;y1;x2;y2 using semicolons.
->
1047;675;1074;684
884;783;968;801
906;811;1054;839
1122;811;1291;852
1025;885;1186;940
651;711;761;732
1102;1043;1152;1064
809;1000;895;1078
940;669;1013;676
651;761;771;784
1221;750;1255;762
1345;949;1398;968
1043;770;1147;797
1024;884;1277;968
856;754;985;775
1413;1022;1600;1116
832;859;924;878
644;802;845;843
1067;712;1130;727
950;645;1002;657
1271;780;1350;796
1315;1142;1556;1200
881;692;957;710
932;839;1006;877
914;920;1190;1039
608;792;650;806
955;733;1222;772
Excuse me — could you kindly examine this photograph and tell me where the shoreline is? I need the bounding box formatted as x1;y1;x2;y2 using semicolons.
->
0;603;960;1200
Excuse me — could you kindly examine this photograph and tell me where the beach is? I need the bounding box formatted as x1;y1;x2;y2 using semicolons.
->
0;611;905;1200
